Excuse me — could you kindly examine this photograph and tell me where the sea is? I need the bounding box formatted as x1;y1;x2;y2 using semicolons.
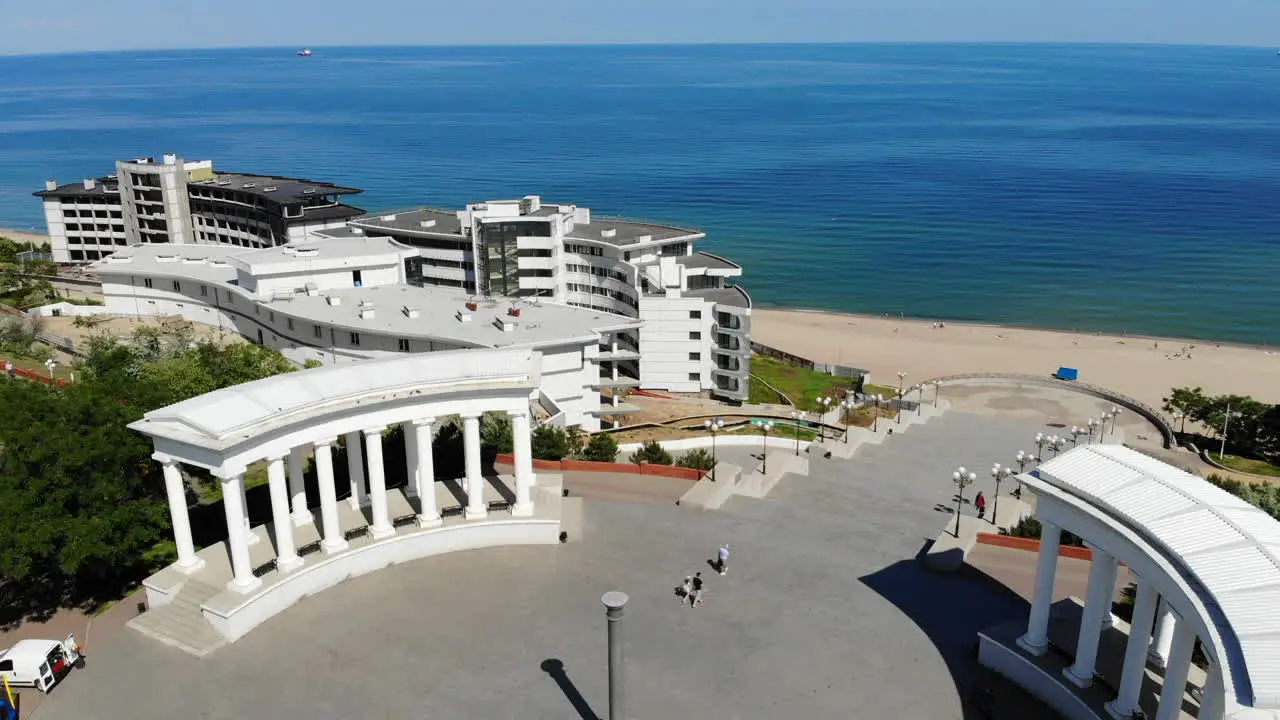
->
0;43;1277;344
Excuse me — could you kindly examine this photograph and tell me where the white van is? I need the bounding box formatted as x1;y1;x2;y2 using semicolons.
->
0;635;82;693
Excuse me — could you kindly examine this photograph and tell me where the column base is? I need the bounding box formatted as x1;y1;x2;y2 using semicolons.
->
1063;665;1095;688
321;537;350;555
277;555;305;573
1146;650;1167;669
226;576;263;594
1104;699;1139;720
511;501;533;517
291;511;314;528
369;524;395;540
465;507;488;521
244;528;261;546
1016;635;1049;656
175;556;207;574
417;514;442;529
1101;613;1117;629
405;488;419;498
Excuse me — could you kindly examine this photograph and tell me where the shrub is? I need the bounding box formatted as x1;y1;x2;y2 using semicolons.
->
1000;515;1085;547
481;411;514;454
629;440;673;465
676;448;716;471
531;425;577;461
581;433;619;462
302;359;323;369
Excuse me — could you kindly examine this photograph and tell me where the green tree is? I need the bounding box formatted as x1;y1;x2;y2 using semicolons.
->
1162;386;1208;435
481;411;514;454
531;425;578;461
629;440;673;465
581;433;619;462
676;448;716;471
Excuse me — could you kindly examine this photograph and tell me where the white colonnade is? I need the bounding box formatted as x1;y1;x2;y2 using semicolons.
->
1015;520;1222;720
156;409;539;593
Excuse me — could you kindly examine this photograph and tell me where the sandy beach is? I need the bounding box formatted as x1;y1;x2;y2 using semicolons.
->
751;308;1280;412
0;227;50;247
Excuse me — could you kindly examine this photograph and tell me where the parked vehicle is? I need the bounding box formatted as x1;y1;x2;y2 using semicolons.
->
0;635;82;693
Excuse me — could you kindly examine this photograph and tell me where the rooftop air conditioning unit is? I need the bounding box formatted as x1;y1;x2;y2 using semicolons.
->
216;180;231;186
403;306;420;319
242;183;257;189
359;306;376;320
493;318;515;333
456;310;472;323
304;281;320;296
351;227;364;235
155;254;178;263
326;296;342;306
420;220;436;228
601;229;617;239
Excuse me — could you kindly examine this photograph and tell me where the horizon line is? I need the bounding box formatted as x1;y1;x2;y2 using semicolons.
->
0;39;1273;60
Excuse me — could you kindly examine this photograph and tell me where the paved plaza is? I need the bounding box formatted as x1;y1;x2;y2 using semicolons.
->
37;400;1074;719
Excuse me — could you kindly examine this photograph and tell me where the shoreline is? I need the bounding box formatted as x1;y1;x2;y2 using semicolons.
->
755;303;1275;353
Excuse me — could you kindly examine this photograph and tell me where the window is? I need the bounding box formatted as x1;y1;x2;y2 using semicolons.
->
689;310;701;319
350;332;360;346
287;318;294;331
689;372;700;382
397;338;410;352
226;291;234;304
254;305;260;315
172;280;181;292
353;270;363;287
313;324;323;339
200;284;208;297
689;331;701;340
0;659;11;672
269;311;275;322
689;352;701;361
143;278;153;289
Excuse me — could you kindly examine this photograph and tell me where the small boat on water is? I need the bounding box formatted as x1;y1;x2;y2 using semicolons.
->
297;48;313;57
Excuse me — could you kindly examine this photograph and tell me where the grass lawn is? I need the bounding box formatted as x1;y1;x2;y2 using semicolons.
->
1217;453;1280;478
0;351;75;381
749;355;857;409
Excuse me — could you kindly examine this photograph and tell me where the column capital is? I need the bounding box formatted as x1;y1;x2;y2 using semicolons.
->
212;466;247;480
410;416;436;427
151;452;180;467
265;451;288;463
313;436;337;448
509;408;530;419
363;426;387;437
460;411;483;421
1084;540;1114;558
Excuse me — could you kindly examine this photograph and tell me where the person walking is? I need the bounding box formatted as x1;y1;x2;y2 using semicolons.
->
680;575;693;605
975;491;987;521
690;572;704;608
717;544;731;575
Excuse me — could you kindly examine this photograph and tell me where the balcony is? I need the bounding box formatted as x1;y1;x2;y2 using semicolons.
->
713;333;743;353
592;349;641;362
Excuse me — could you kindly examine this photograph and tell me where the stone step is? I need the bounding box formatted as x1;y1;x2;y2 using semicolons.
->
127;576;228;657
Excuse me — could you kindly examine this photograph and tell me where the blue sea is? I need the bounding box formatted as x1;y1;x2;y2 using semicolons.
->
1;43;1277;344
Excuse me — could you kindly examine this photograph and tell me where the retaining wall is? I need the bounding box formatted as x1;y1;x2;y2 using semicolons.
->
494;453;704;482
976;532;1095;561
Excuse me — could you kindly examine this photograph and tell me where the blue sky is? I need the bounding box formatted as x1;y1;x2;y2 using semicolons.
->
2;0;1278;55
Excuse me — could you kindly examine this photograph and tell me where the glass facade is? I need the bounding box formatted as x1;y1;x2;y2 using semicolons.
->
478;221;550;296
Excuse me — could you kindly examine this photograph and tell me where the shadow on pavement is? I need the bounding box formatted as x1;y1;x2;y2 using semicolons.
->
540;658;599;720
859;557;1029;720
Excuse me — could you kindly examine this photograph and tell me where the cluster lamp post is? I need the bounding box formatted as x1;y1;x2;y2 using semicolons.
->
1047;435;1065;458
840;399;856;443
751;418;775;474
1109;406;1123;435
1087;417;1098;443
952;466;977;538
933;381;942;407
1034;432;1048;461
1015;450;1032;472
1069;425;1086;446
1220;404;1237;461
871;394;884;433
704;417;724;481
816;396;833;442
790;410;805;456
896;372;907;424
991;464;1014;525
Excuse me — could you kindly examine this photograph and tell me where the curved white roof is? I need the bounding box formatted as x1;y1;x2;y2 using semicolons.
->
130;348;538;447
1038;445;1280;709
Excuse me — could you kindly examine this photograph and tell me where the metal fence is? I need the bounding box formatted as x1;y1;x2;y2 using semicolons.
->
750;341;869;381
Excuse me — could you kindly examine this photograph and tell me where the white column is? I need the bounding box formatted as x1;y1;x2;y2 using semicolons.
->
266;455;302;572
221;471;261;593
463;413;487;519
1149;598;1176;668
314;439;348;554
1200;659;1225;720
1065;545;1117;687
1100;556;1120;629
346;430;368;508
404;422;420;498
511;410;534;517
364;427;394;538
413;418;440;528
239;475;260;546
1017;520;1062;655
1154;618;1197;720
287;446;312;526
158;456;204;573
1106;577;1160;719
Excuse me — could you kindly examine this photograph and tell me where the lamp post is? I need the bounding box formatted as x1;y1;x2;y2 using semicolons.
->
790;410;805;456
1069;425;1086;446
1099;411;1111;441
1219;404;1237;461
990;464;1014;525
840;399;856;443
752;418;774;474
816;396;833;442
896;372;907;424
933;381;941;407
1086;417;1098;444
1015;450;1032;472
602;591;628;720
704;417;724;481
1034;432;1048;461
1109;406;1123;436
916;385;924;416
952;466;976;538
871;394;884;433
1171;410;1184;436
1047;435;1065;459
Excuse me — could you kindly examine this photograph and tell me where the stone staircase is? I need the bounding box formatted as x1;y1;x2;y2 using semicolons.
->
128;577;226;657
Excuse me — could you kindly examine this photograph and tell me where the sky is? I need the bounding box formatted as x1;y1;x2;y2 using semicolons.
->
2;0;1278;55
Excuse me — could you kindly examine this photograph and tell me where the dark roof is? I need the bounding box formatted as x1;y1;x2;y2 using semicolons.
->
566;218;702;247
34;178;120;199
674;251;741;272
350;209;465;237
189;172;362;204
687;284;752;310
294;203;366;223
